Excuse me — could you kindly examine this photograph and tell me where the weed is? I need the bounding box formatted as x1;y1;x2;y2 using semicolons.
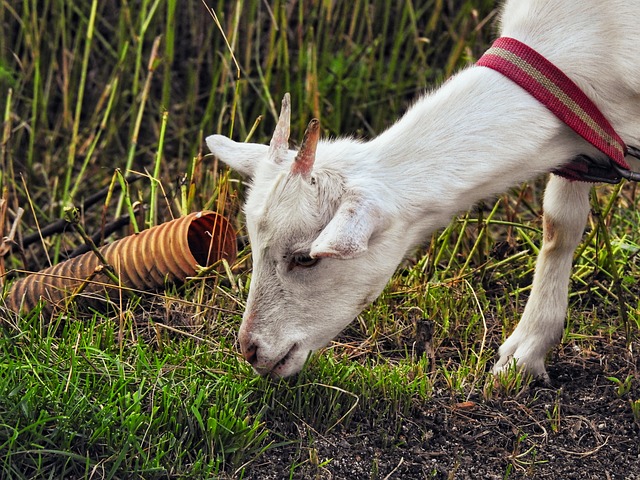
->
492;361;531;397
506;432;547;477
545;392;562;433
606;375;634;397
631;399;640;424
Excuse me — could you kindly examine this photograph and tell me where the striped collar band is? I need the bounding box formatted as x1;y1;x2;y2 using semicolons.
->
477;36;634;183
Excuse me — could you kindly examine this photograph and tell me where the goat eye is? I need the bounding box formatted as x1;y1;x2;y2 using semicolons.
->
291;254;320;269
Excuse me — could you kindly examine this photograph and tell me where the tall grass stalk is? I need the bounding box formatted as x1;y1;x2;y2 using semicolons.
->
148;111;169;227
115;169;139;234
69;75;120;202
24;0;40;171
116;35;162;219
161;0;177;110
62;0;98;208
1;88;12;185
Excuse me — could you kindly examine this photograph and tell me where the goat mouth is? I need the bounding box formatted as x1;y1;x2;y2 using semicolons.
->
269;344;298;378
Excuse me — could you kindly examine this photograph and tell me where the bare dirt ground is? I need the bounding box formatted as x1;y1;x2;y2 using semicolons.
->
246;335;639;479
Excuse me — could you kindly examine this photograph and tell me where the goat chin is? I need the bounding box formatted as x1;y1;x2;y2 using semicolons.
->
207;0;640;380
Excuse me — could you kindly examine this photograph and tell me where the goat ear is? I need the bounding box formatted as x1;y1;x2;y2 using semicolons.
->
206;134;268;178
207;93;292;178
310;193;385;259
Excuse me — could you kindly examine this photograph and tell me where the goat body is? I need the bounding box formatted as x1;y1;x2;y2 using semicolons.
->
207;0;640;378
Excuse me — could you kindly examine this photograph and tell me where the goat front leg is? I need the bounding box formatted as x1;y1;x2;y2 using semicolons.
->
493;175;591;381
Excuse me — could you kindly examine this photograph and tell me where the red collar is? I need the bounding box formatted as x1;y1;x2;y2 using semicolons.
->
477;37;637;183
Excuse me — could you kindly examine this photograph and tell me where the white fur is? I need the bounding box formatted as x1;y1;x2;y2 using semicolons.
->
206;0;640;378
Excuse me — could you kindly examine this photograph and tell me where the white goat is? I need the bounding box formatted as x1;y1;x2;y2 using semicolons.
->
207;0;640;379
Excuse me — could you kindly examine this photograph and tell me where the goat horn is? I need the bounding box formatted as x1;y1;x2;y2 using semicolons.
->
268;93;291;164
292;118;320;178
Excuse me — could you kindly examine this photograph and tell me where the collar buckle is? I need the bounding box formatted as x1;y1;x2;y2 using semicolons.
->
556;146;640;183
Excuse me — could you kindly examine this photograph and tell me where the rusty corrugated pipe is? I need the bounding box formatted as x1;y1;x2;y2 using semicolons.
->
6;211;237;313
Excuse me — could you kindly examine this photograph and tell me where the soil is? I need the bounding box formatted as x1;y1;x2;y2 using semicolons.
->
243;336;640;479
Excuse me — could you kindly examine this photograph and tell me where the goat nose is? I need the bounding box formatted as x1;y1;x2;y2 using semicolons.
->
239;311;262;367
238;324;257;365
242;342;258;366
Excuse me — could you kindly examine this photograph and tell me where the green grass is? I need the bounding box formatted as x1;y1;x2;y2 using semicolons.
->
0;310;267;478
1;0;638;478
